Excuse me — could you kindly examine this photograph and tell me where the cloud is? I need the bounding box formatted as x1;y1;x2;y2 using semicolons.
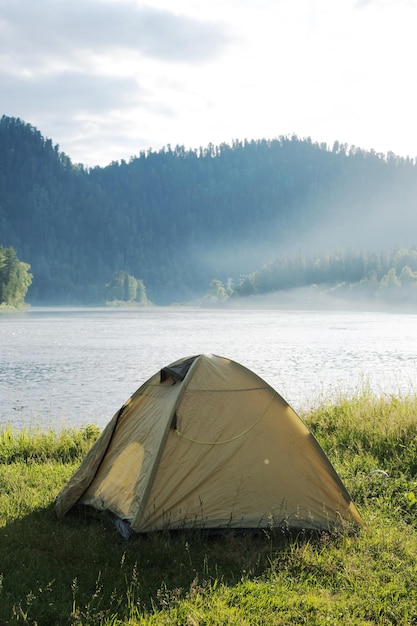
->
0;0;232;67
354;0;416;8
0;0;233;164
1;0;416;166
1;72;142;114
0;68;170;164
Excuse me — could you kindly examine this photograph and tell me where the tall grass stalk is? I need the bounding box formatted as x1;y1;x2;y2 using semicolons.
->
1;392;417;624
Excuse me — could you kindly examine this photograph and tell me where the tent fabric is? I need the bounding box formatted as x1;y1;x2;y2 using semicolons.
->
55;354;362;532
160;355;198;382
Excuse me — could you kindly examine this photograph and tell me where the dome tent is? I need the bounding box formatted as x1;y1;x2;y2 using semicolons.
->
55;354;362;534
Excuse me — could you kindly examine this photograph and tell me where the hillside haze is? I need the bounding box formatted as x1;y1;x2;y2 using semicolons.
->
1;115;416;305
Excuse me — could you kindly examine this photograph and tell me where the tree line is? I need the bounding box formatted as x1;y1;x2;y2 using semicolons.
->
1;115;417;306
0;243;147;308
205;247;417;307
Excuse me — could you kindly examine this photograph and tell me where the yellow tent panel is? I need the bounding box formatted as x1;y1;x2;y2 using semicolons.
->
55;354;362;533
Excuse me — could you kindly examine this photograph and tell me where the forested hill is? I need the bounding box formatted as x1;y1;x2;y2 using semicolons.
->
1;114;417;305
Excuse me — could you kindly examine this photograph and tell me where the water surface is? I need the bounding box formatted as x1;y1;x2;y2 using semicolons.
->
1;307;416;429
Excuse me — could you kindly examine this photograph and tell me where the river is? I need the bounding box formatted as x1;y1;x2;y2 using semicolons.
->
1;307;416;430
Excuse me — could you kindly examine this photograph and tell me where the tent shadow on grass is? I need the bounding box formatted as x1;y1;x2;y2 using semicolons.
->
0;501;337;624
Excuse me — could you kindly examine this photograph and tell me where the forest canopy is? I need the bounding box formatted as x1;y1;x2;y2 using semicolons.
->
1;115;417;307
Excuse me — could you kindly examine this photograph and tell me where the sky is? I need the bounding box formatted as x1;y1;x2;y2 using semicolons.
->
1;0;416;167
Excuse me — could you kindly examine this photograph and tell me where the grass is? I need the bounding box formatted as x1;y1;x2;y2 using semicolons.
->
1;392;417;625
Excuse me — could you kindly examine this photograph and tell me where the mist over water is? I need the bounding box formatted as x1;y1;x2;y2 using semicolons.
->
1;306;416;430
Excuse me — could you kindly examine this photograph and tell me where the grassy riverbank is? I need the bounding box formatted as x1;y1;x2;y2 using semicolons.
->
1;391;417;625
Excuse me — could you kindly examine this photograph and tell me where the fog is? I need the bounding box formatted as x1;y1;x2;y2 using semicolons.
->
302;186;417;254
187;168;417;312
209;286;416;313
198;169;417;284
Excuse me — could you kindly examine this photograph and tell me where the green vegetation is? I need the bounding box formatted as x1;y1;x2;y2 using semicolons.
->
105;271;149;306
1;392;417;624
212;246;417;307
2;115;417;305
0;245;32;307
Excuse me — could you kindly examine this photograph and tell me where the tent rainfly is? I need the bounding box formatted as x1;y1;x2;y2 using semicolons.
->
55;354;362;534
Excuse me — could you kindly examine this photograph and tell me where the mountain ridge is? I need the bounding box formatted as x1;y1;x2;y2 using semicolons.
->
1;115;416;305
